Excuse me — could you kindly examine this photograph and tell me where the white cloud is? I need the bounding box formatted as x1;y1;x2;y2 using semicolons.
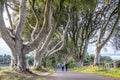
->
111;56;120;60
0;38;11;55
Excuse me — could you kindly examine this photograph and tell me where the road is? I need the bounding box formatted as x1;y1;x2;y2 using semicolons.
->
48;70;119;80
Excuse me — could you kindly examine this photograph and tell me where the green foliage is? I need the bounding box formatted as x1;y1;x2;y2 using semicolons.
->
84;54;94;64
52;0;61;10
18;0;97;42
63;0;97;12
73;66;120;78
67;57;77;68
26;55;34;66
100;56;112;63
48;56;57;68
84;54;112;65
22;0;45;41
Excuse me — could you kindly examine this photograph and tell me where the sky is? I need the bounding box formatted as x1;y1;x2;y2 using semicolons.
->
0;38;11;55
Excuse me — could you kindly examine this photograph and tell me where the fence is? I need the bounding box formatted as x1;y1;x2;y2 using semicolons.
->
84;62;114;70
0;62;10;68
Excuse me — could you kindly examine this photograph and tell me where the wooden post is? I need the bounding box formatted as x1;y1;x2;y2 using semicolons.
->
113;60;120;68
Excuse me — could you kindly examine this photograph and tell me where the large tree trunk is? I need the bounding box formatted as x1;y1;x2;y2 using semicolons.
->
93;1;120;66
72;39;89;67
0;0;28;72
10;47;27;72
94;53;100;66
33;0;53;69
17;53;27;71
33;50;43;70
10;52;17;69
77;60;84;67
94;46;101;66
15;39;28;72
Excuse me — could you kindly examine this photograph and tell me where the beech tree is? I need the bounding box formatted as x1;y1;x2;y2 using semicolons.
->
65;0;97;67
0;0;69;71
0;0;54;72
94;0;120;65
29;0;68;69
1;0;120;72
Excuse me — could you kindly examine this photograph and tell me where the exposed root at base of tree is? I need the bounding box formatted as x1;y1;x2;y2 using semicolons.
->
18;69;39;75
10;68;39;76
32;67;49;72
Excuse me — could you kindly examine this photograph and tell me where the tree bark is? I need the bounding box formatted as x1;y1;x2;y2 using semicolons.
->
17;52;27;71
33;50;43;69
93;2;120;66
10;55;17;69
77;60;84;67
0;0;28;72
10;50;17;69
94;46;101;65
26;0;52;52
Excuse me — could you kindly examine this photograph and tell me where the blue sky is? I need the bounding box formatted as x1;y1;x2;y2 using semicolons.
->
0;38;120;60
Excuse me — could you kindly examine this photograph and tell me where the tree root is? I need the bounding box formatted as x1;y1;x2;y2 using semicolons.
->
32;66;49;72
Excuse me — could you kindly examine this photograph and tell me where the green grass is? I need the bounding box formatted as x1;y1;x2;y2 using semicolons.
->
36;78;47;80
0;70;31;80
31;68;55;75
73;66;120;78
0;68;53;80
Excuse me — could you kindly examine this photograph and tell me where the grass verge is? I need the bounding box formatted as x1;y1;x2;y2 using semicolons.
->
0;69;54;80
0;70;31;80
36;78;47;80
73;66;120;78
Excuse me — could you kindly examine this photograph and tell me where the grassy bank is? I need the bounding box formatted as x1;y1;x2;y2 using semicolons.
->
0;66;56;80
0;70;31;80
0;69;50;80
73;66;120;78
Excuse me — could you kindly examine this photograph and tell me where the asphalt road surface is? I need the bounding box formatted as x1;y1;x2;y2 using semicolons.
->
48;69;119;80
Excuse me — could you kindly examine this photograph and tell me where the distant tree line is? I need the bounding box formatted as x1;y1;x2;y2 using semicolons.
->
0;54;11;64
26;54;113;68
84;54;112;65
0;53;114;68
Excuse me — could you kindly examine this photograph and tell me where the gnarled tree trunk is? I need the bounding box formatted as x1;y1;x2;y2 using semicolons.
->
17;52;27;71
94;46;101;65
77;59;84;67
0;0;28;72
93;1;120;66
10;49;17;69
10;54;17;69
33;50;43;69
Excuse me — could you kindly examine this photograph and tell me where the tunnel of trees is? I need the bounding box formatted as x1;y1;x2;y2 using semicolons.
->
0;0;120;73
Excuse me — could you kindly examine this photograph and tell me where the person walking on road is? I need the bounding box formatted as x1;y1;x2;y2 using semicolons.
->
61;63;64;71
65;63;69;71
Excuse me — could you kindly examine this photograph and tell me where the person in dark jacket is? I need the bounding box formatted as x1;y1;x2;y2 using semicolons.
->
65;63;69;71
61;63;64;71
